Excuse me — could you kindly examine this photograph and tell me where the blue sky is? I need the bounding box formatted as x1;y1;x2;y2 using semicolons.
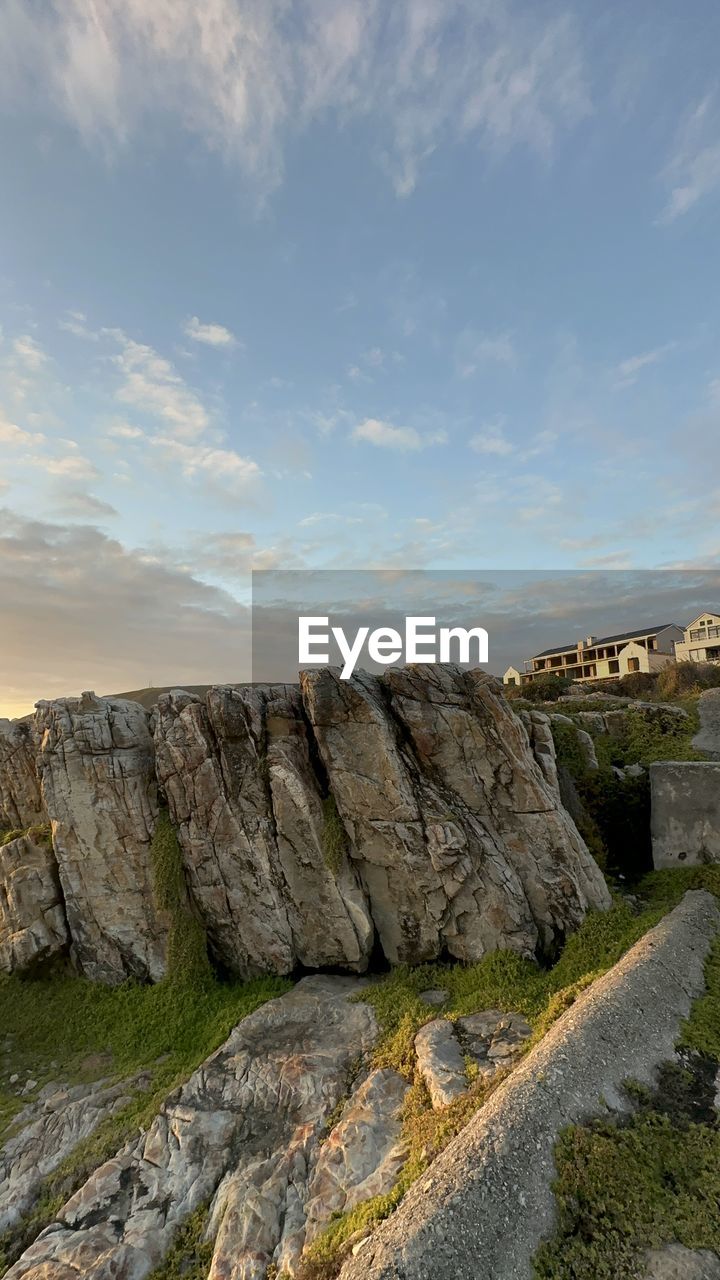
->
2;0;720;712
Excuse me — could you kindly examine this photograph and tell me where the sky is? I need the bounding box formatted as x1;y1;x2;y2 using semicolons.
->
2;1;720;715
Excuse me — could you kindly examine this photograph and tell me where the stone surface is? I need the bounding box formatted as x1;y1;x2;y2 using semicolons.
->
418;989;449;1008
644;1245;720;1279
338;891;720;1280
0;833;68;974
0;720;45;833
651;762;720;869
384;666;610;952
414;1020;468;1109
0;1075;149;1233
519;710;560;794
415;1010;532;1109
575;728;599;771
35;692;167;984
154;685;374;978
303;667;609;967
4;976;383;1280
1;666;609;983
302;1068;409;1250
692;688;720;759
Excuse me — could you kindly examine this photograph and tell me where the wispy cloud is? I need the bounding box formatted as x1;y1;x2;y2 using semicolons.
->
107;331;210;439
613;342;675;388
658;91;720;223
59;310;99;340
0;1;590;198
184;316;239;349
149;438;260;494
352;417;447;451
469;421;514;456
456;330;517;378
12;335;47;370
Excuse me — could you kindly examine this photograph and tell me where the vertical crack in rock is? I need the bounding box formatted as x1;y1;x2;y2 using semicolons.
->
4;976;381;1280
35;693;168;985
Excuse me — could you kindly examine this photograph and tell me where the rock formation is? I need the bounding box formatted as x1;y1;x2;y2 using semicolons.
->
0;831;67;975
3;977;385;1280
35;693;168;985
0;667;609;984
154;685;374;977
0;720;45;832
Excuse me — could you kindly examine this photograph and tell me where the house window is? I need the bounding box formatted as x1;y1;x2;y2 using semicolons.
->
609;659;619;673
627;657;640;672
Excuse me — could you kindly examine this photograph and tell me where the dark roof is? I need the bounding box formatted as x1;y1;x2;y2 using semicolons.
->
532;624;681;660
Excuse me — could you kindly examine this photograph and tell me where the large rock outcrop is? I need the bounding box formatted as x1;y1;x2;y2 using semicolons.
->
0;720;45;832
0;831;68;975
0;667;608;983
35;693;168;985
154;685;374;977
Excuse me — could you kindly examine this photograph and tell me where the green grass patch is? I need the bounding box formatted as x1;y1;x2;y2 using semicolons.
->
0;823;52;849
321;794;347;876
150;809;213;989
146;1203;214;1280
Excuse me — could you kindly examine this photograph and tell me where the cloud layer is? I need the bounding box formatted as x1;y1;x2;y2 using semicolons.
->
1;0;590;195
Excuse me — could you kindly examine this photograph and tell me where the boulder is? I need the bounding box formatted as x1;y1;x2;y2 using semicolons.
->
644;1244;720;1279
35;693;167;985
0;832;68;975
0;720;45;833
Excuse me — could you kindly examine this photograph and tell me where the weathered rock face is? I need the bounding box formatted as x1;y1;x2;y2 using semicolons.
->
154;685;374;977
4;976;386;1280
1;667;607;982
302;667;609;965
651;761;720;869
0;720;45;832
0;832;68;975
35;693;167;985
519;710;560;794
301;667;539;965
0;1074;150;1233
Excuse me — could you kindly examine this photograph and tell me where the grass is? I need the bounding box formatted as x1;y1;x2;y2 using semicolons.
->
321;794;348;875
146;1204;214;1280
0;823;52;849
